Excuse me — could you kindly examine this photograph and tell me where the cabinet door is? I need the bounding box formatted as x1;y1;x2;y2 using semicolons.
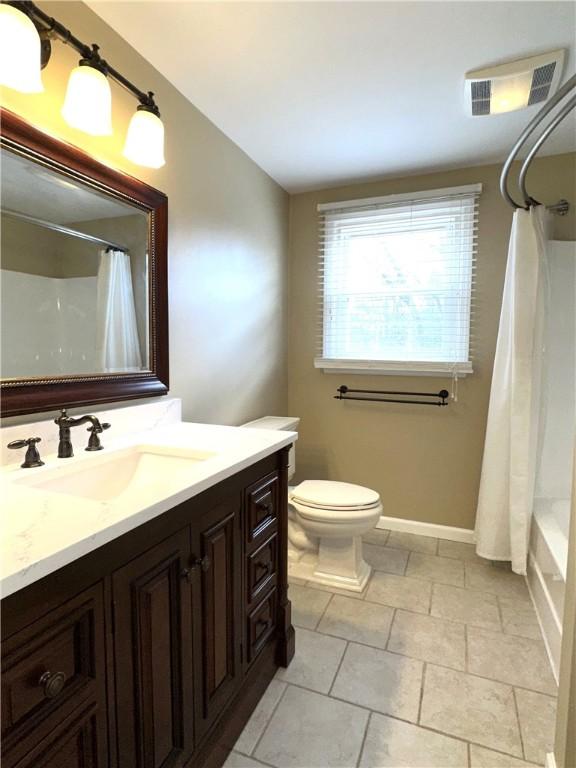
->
112;528;194;768
192;498;242;738
12;703;101;768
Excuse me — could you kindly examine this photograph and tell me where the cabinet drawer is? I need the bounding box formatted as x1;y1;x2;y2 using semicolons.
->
10;702;100;768
1;583;106;764
247;587;277;663
247;533;277;604
245;471;279;545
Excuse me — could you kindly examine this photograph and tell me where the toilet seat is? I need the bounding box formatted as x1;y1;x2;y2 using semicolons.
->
293;500;382;524
290;480;380;509
290;480;382;523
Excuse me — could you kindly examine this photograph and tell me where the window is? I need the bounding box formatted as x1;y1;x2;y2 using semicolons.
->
316;184;481;375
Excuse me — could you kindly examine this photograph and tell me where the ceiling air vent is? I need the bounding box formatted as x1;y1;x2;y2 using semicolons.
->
465;50;564;116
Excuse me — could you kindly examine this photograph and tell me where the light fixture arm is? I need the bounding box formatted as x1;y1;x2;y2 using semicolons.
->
5;0;161;115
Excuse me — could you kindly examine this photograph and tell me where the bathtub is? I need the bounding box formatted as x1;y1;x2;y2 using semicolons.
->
528;496;571;680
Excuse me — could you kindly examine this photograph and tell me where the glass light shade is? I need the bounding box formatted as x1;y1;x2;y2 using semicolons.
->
123;108;166;168
490;73;532;114
61;64;112;135
0;4;43;93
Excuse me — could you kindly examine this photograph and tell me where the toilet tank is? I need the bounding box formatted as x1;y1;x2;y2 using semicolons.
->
241;416;300;480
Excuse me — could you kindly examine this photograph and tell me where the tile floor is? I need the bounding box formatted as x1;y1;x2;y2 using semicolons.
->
226;529;557;768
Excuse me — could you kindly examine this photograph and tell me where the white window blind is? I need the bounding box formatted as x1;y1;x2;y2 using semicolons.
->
315;184;481;376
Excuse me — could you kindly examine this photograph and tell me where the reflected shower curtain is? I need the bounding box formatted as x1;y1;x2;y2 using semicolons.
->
475;206;550;575
96;249;143;372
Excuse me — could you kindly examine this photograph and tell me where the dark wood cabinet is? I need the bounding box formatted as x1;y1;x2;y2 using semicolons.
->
12;703;102;768
112;528;195;768
1;449;293;768
192;499;242;738
1;583;107;768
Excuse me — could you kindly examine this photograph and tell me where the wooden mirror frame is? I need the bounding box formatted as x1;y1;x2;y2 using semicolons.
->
0;110;169;417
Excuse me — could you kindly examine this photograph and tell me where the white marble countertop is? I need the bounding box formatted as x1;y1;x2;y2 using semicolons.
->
0;421;296;598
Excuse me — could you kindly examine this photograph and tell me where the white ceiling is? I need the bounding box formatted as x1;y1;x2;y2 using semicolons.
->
88;1;576;192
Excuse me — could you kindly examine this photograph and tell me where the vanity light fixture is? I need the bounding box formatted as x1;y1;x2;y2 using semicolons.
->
62;46;113;136
0;1;166;167
0;3;43;92
123;101;165;168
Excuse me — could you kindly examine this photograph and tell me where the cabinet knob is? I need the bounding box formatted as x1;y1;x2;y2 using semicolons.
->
193;555;212;572
38;670;66;699
181;567;193;583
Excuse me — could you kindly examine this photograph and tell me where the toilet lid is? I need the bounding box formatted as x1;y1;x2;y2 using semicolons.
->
290;480;380;510
292;499;382;524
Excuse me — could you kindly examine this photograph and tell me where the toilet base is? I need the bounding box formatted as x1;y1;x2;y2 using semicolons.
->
288;536;372;593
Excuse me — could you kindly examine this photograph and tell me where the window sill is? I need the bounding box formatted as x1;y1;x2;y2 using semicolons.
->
314;358;473;377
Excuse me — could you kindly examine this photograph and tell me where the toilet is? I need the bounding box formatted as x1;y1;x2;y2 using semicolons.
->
242;416;382;592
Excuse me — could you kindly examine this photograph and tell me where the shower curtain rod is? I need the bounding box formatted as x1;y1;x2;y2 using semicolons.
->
500;73;576;215
2;209;128;251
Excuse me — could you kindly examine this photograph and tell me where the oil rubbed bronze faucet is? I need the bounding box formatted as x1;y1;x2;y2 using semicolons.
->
55;409;111;458
7;437;44;468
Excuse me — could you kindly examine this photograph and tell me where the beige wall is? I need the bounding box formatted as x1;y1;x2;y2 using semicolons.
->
1;215;65;277
1;0;289;426
288;154;576;529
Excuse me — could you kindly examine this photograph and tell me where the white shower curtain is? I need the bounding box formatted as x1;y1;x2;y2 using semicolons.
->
96;249;143;373
475;206;550;574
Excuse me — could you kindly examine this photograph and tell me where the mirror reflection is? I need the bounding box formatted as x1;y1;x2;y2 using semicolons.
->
1;148;150;380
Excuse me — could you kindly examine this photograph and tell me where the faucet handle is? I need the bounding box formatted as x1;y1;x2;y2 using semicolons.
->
8;437;45;469
85;422;111;452
54;408;69;425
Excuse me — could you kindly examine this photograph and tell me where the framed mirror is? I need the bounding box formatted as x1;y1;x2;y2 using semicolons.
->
0;110;168;417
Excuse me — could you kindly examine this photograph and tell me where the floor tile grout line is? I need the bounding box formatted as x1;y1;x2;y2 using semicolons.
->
384;606;397;649
247;680;291;760
300;579;538;635
354;708;372;768
231;751;276;768
512;685;528;762
296;574;542;643
466;741;471;768
417;661;427;725
513;685;557;703
464;623;469;673
293;584;554;684
293;623;556;699
312;590;335;630
327;638;349;697
276;678;536;764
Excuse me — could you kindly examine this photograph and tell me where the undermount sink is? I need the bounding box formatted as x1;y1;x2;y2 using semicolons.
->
14;444;216;502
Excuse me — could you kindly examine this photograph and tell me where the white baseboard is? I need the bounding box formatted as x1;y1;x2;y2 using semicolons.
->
545;751;557;768
377;515;475;543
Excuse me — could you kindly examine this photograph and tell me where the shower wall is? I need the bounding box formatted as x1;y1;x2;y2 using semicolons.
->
0;270;97;378
536;240;576;502
530;239;576;680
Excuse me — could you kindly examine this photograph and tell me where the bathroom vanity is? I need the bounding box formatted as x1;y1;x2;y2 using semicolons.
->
0;109;296;768
0;415;295;768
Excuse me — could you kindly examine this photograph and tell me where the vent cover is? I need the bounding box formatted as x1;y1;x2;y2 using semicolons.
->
466;50;564;116
471;81;491;116
528;62;557;105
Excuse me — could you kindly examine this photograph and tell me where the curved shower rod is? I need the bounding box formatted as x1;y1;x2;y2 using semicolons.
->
500;72;576;214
